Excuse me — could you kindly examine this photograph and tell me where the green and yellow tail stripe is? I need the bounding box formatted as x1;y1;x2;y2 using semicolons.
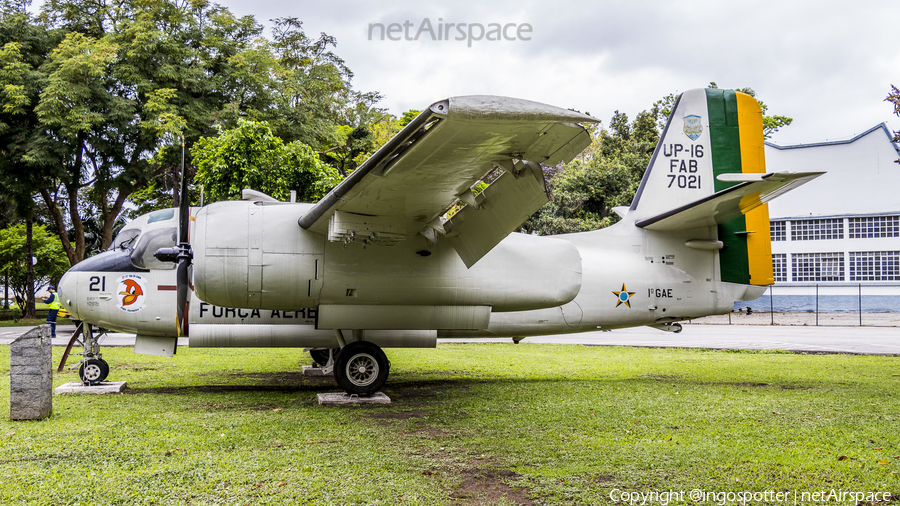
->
705;89;774;286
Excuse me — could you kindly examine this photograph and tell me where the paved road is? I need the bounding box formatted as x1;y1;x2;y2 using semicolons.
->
0;325;189;348
442;324;900;355
1;323;898;355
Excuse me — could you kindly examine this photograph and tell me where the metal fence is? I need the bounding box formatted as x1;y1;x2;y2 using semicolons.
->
714;284;900;327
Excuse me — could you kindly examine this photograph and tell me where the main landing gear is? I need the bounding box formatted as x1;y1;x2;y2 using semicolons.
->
309;340;391;396
309;348;338;367
58;322;110;385
334;341;390;395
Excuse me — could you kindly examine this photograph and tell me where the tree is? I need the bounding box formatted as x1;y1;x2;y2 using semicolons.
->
886;85;900;160
348;109;421;169
320;124;374;177
0;1;379;265
28;1;261;262
0;222;69;316
192;119;342;204
0;3;58;317
522;109;659;235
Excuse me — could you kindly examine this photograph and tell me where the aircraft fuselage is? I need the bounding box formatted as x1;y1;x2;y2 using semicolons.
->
58;203;763;350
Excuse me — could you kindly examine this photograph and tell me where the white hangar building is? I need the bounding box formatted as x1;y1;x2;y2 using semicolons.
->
748;123;900;312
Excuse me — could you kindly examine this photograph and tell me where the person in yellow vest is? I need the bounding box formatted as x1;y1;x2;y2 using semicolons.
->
42;286;60;338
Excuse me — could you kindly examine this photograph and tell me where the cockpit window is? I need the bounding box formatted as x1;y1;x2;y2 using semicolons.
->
147;208;176;224
111;229;141;251
130;227;177;270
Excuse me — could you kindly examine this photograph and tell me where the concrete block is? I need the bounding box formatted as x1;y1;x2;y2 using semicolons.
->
10;325;52;420
55;382;127;395
10;345;42;358
10;397;50;420
302;365;334;377
10;353;43;367
10;377;43;394
317;392;391;405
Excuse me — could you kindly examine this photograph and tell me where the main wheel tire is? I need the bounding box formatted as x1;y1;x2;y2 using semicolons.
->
334;341;389;396
79;358;109;385
309;348;337;366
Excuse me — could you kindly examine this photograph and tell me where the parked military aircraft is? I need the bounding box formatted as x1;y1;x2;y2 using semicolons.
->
58;89;821;394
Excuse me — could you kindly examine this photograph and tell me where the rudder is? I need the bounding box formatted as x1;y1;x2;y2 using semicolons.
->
631;88;773;286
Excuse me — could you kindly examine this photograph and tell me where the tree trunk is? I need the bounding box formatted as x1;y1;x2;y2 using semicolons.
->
66;182;86;263
25;218;35;319
40;188;75;264
99;190;128;251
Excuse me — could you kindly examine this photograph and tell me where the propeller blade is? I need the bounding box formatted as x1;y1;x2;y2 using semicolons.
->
178;136;190;245
172;135;193;342
175;256;190;339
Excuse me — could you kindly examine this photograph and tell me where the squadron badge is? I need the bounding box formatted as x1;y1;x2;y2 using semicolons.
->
683;114;702;141
117;274;146;313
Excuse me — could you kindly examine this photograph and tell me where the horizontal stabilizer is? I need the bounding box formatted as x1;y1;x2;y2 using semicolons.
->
635;172;823;231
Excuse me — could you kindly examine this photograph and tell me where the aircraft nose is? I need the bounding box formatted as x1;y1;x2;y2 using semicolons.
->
58;271;76;314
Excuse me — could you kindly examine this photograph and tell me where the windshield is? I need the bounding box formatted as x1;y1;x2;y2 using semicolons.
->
130;227;178;270
111;229;141;251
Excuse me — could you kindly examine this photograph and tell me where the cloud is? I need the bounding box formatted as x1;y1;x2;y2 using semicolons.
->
216;0;900;143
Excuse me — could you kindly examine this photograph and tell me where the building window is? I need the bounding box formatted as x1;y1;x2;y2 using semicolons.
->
770;221;786;242
848;216;899;239
792;252;844;281
850;251;900;281
790;219;843;241
772;254;787;282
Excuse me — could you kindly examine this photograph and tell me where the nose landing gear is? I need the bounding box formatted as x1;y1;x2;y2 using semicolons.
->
58;322;110;385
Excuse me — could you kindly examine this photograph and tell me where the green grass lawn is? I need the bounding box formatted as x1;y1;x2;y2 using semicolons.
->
0;302;52;325
0;318;52;328
1;344;898;505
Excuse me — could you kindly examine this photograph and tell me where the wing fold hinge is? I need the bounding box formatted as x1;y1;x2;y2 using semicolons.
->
328;211;405;247
446;163;549;267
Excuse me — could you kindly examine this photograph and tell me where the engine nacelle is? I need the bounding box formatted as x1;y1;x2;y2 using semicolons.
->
193;200;583;320
193;201;324;310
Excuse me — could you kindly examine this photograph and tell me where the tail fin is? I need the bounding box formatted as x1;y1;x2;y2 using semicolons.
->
630;88;774;286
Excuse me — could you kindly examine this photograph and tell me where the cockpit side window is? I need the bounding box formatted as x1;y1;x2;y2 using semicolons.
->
130;227;177;270
111;229;141;251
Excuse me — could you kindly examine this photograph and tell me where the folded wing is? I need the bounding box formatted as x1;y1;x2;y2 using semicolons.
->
299;96;598;266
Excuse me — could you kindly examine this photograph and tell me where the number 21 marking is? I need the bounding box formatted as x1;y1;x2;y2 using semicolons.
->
89;276;106;292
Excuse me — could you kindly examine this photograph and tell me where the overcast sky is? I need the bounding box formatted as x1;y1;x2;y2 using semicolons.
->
93;1;900;145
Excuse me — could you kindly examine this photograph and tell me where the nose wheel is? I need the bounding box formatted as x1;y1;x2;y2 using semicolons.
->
79;357;110;385
333;341;389;396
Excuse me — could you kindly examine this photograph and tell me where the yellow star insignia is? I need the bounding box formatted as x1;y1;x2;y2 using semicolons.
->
612;284;636;308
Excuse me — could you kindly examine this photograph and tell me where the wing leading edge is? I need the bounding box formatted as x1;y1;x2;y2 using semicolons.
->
298;96;598;266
